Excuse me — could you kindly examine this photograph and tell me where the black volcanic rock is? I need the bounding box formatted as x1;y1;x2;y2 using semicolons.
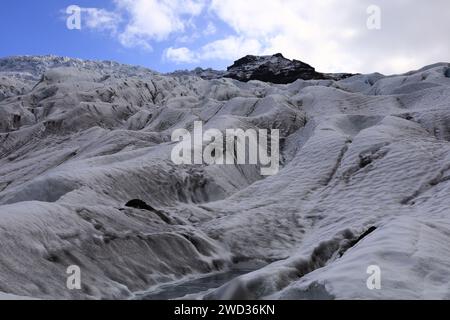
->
224;53;327;84
125;199;155;211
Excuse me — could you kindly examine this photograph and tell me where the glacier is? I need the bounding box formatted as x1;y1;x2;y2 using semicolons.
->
1;55;450;299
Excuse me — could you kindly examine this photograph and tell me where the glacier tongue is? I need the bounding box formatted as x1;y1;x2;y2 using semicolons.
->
1;56;450;299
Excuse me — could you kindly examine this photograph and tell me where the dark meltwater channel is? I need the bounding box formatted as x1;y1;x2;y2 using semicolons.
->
136;268;255;300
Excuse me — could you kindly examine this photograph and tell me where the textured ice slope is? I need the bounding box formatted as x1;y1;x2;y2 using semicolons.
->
0;56;450;299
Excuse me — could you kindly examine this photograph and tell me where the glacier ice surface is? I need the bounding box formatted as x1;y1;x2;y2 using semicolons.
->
1;56;450;299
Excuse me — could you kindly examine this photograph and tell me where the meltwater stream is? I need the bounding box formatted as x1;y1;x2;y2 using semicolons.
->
136;268;256;300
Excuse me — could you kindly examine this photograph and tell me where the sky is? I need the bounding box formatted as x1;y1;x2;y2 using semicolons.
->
0;0;449;74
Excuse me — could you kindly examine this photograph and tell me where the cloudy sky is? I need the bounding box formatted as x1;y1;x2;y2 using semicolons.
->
1;0;449;74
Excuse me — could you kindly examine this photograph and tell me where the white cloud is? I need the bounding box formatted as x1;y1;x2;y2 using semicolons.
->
164;47;198;63
205;0;450;74
82;8;121;34
76;0;206;50
210;0;296;38
207;0;369;72
114;0;205;48
164;36;263;64
198;36;263;61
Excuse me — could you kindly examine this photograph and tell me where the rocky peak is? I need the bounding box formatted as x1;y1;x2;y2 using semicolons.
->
224;53;326;84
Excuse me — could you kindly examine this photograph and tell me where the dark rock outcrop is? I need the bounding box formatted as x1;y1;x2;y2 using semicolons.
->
124;199;172;224
223;53;326;84
125;199;155;211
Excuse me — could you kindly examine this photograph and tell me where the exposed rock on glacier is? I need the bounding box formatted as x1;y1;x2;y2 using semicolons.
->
169;67;225;81
224;53;325;83
0;55;450;300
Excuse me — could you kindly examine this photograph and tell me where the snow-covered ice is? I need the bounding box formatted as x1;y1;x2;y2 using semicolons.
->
1;55;450;299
